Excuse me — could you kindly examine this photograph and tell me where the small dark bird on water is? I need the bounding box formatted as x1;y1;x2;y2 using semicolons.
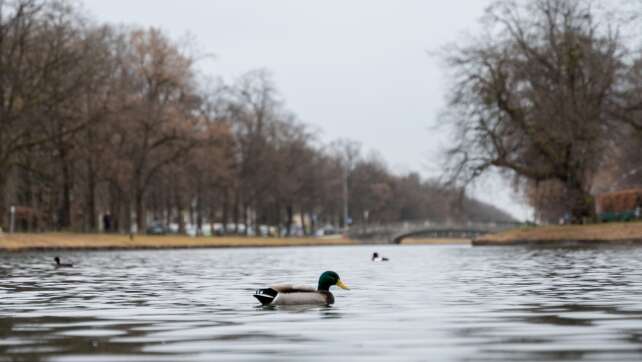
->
372;252;389;262
54;257;73;268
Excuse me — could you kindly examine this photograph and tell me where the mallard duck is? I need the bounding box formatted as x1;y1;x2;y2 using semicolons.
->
54;257;73;268
372;252;389;262
253;271;349;306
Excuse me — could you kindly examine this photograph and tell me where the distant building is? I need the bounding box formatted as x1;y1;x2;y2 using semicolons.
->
595;188;642;222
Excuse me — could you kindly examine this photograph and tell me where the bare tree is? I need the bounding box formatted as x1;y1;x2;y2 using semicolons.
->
442;0;627;221
0;0;45;228
109;28;202;233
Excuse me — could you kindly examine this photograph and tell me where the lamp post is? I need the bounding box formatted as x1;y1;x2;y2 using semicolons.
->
343;167;349;229
364;210;369;233
9;206;15;234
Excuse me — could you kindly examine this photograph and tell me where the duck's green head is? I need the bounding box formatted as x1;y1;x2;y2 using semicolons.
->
318;271;350;291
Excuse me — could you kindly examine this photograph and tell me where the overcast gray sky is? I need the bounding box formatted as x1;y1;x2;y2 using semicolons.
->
81;0;533;220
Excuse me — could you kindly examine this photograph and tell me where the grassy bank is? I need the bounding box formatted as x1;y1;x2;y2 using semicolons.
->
474;222;642;246
0;233;356;252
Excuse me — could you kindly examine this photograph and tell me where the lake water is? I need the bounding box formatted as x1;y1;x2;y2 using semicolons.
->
2;244;642;361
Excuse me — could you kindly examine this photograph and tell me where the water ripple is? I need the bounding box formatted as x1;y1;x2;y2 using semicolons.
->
2;245;642;361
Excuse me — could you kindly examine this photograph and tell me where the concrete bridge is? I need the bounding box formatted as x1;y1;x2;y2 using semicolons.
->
347;221;519;244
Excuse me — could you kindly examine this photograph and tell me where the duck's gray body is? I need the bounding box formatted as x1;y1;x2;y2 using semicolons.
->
254;283;334;305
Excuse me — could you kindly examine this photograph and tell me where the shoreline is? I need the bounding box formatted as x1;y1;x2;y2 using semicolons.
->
8;226;642;250
474;222;642;246
0;233;358;252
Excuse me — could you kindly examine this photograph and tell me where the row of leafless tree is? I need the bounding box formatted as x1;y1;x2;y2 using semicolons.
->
0;0;512;234
442;0;642;223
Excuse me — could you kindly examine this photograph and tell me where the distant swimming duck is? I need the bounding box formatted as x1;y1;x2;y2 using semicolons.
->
253;271;349;306
54;257;73;268
372;252;389;262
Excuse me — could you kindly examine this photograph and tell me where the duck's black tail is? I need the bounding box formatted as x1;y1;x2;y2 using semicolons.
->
253;288;278;305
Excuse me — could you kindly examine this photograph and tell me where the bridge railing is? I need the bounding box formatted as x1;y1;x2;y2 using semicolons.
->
347;221;521;243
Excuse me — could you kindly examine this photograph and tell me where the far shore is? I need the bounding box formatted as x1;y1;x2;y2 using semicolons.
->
474;222;642;246
0;233;357;252
16;225;642;251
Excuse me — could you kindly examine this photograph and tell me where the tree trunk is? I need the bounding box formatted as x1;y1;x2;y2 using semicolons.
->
565;179;595;223
85;162;97;232
222;188;229;235
196;180;203;236
300;210;307;236
274;202;282;237
233;191;240;234
309;211;316;236
163;192;172;228
176;192;185;234
208;202;215;237
124;198;132;235
0;173;7;230
286;205;293;236
243;203;249;236
188;198;195;228
109;184;121;233
58;162;73;230
135;188;146;234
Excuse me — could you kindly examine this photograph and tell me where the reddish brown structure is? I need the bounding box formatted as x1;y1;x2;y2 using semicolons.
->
596;189;642;213
595;189;642;222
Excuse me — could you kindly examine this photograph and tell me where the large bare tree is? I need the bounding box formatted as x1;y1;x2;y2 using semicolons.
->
442;0;627;221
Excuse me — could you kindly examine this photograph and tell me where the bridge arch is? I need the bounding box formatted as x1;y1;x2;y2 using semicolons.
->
347;221;519;244
392;228;492;244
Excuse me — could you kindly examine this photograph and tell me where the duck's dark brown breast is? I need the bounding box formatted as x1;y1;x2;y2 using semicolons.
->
320;291;334;305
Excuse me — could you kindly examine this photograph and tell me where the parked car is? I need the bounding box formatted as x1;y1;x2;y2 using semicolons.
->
315;225;339;237
146;223;167;235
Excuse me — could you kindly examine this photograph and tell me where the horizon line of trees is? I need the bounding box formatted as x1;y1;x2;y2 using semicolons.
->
0;0;514;235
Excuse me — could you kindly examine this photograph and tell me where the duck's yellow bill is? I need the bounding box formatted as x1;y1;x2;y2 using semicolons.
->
336;280;350;290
